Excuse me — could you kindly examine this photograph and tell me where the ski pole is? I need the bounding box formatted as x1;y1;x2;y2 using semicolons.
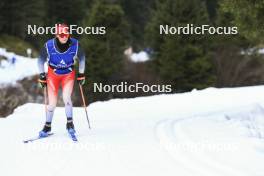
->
79;84;91;129
44;87;48;118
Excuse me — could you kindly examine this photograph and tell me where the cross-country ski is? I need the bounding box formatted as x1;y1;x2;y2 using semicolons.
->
23;133;54;143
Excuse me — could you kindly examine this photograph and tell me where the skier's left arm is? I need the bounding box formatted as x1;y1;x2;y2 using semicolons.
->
77;43;86;85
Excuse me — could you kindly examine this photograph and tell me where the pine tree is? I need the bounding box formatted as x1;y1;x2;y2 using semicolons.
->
213;0;264;87
81;0;130;100
220;0;264;43
45;0;86;26
145;0;216;91
0;0;45;39
120;0;155;48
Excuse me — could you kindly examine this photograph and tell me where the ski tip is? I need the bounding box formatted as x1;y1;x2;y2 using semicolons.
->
23;133;54;144
68;133;78;142
71;135;78;142
23;140;32;143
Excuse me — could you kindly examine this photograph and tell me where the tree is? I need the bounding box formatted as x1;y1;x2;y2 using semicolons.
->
213;0;264;87
45;0;86;26
120;0;155;48
145;0;216;91
81;0;130;101
220;0;264;43
0;0;45;39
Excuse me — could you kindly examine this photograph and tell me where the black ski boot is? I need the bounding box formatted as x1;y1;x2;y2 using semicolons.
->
66;118;75;134
39;122;51;137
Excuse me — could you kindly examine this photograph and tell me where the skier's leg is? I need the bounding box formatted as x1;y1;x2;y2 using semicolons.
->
40;67;60;136
62;82;73;118
61;71;75;130
46;69;60;123
46;83;58;123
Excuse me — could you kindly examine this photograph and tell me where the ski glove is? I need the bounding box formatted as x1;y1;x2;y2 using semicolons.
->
38;72;47;88
77;73;85;86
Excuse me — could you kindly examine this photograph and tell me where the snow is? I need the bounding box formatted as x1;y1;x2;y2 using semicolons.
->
1;86;264;176
0;48;39;86
130;51;149;62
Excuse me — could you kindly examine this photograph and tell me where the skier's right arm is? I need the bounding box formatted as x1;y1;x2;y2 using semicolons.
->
38;45;48;73
38;45;48;88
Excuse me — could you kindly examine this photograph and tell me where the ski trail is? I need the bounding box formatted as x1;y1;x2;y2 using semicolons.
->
155;104;264;176
155;119;204;176
156;119;248;176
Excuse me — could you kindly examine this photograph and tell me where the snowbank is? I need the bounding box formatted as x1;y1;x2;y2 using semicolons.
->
130;51;149;62
1;86;264;176
0;48;39;86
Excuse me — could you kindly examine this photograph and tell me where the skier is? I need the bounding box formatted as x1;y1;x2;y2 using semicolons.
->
37;23;86;138
10;56;16;65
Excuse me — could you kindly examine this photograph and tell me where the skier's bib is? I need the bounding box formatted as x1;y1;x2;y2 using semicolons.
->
46;38;78;75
